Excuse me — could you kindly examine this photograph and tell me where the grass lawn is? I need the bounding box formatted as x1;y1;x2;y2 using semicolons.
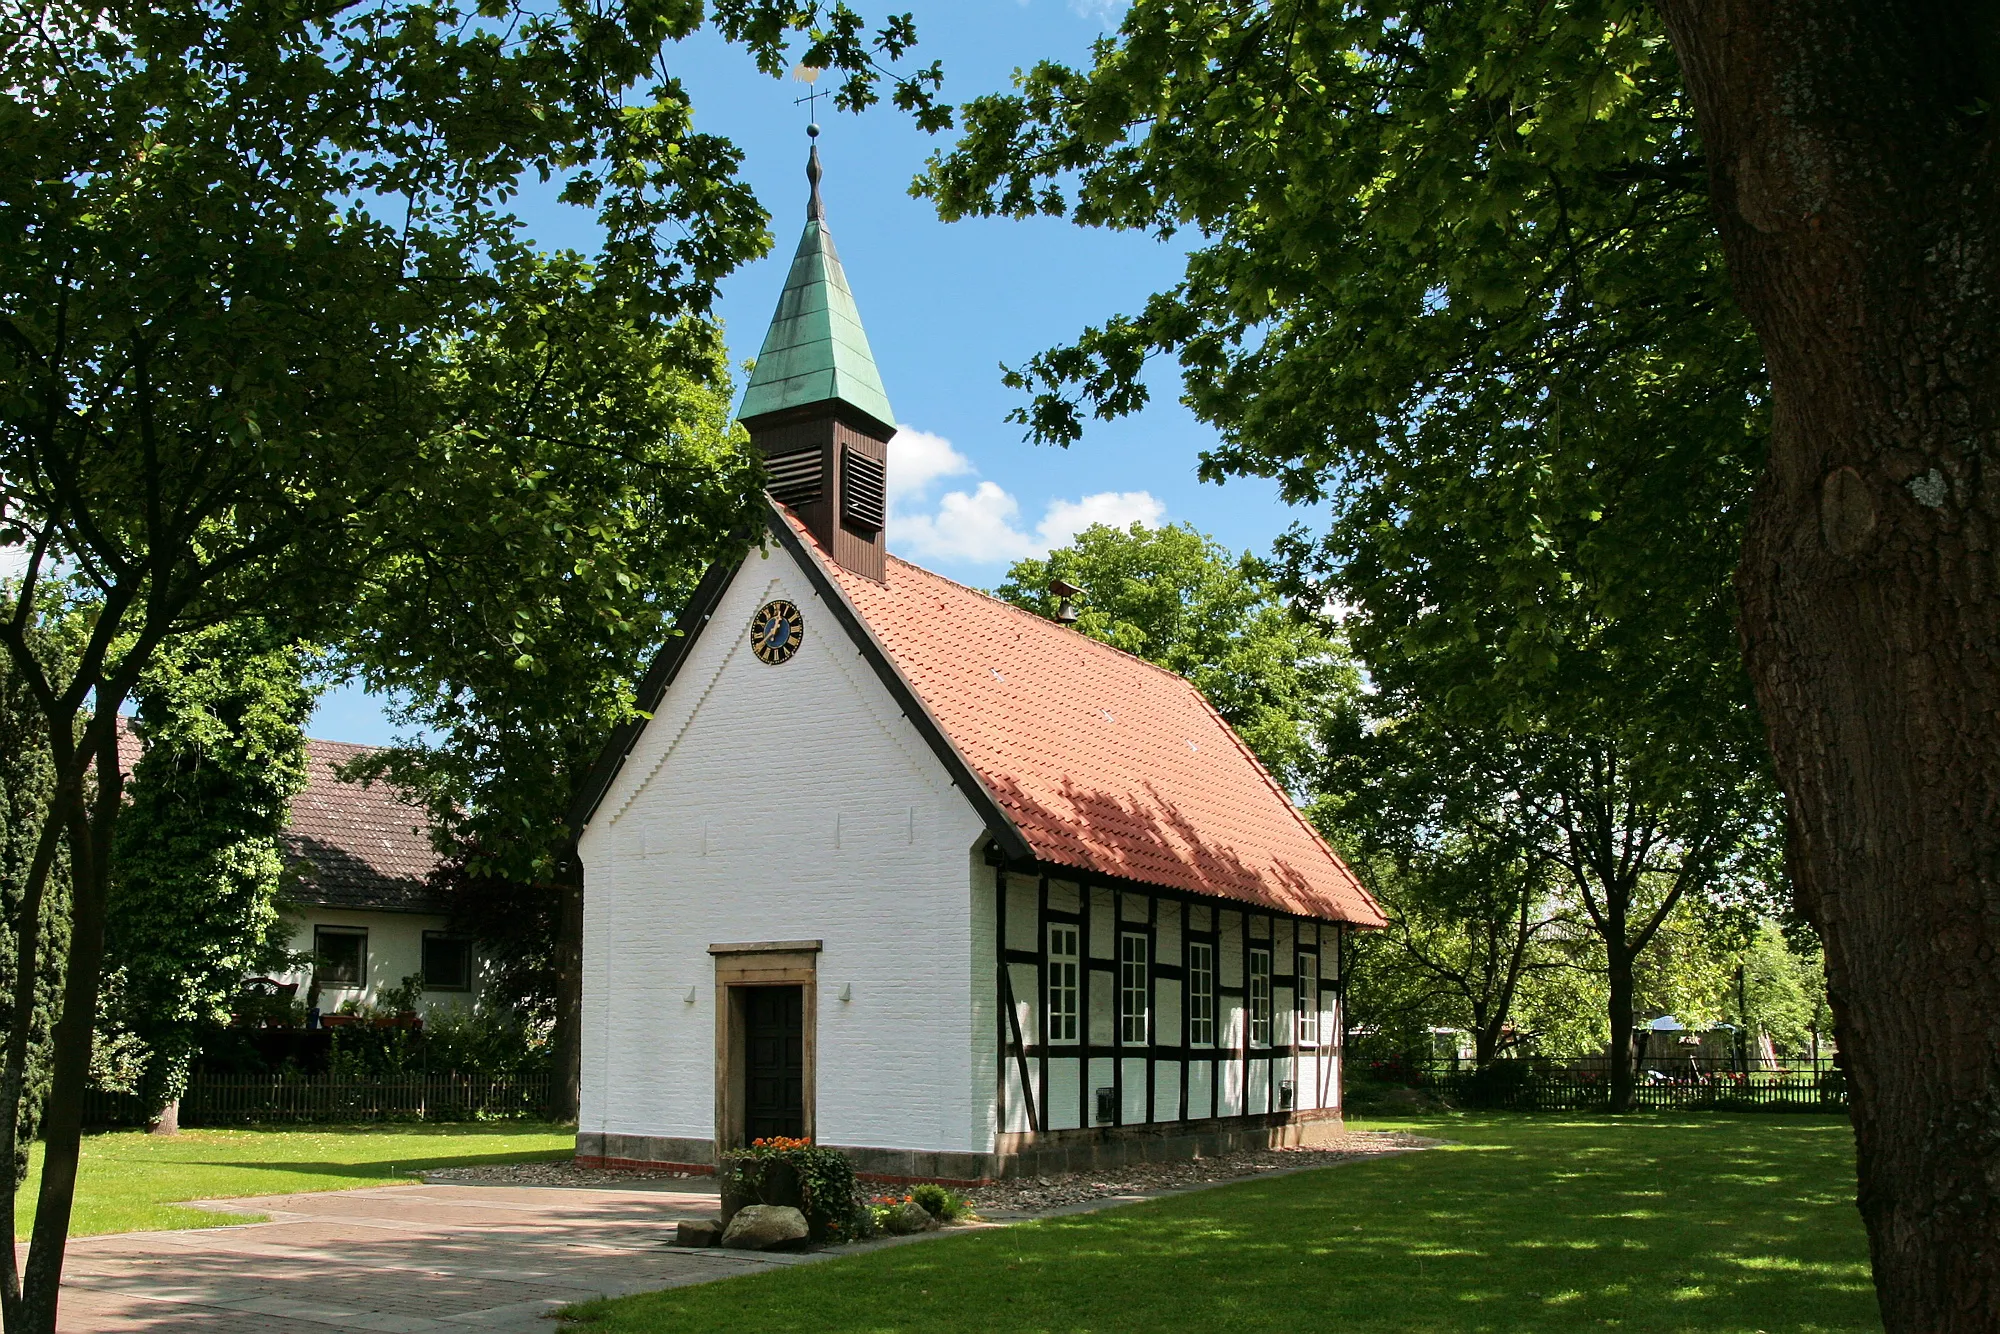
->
14;1121;573;1238
565;1113;1878;1334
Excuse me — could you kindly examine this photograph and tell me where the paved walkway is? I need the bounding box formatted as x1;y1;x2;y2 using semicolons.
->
48;1143;1436;1331
48;1182;817;1333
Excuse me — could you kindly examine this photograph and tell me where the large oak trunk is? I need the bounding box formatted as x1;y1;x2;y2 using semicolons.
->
1656;4;2000;1327
1606;947;1636;1114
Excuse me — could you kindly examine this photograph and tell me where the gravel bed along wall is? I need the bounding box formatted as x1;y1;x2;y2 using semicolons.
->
425;1161;714;1189
425;1129;1439;1214
963;1130;1440;1215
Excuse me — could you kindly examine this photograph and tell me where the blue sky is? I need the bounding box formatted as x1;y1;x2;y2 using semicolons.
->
309;2;1307;743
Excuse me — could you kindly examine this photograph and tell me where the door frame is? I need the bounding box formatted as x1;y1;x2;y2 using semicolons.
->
710;940;820;1157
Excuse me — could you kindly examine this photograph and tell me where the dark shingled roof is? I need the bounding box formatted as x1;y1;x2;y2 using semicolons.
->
280;739;444;914
116;722;444;915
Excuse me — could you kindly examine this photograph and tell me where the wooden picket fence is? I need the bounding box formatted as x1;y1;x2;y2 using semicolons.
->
83;1071;555;1127
1417;1057;1847;1113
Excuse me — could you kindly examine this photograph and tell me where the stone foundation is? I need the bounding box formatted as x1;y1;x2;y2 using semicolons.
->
576;1108;1344;1187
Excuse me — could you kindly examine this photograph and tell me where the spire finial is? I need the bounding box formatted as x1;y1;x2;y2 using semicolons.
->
806;123;825;222
793;64;828;223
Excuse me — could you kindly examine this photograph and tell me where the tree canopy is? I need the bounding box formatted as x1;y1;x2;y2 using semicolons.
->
106;622;316;1116
0;2;938;1324
928;0;1781;1109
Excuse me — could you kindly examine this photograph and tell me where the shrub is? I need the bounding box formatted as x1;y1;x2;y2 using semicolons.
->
909;1183;968;1222
721;1138;861;1244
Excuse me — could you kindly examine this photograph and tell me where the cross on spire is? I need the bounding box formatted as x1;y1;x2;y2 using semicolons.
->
792;63;827;122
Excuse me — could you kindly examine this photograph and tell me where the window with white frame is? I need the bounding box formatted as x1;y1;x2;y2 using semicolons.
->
1296;951;1320;1045
1249;947;1272;1046
1119;932;1150;1044
1187;941;1216;1046
1046;924;1079;1043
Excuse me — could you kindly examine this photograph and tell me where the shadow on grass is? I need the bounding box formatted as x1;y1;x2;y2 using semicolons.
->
566;1114;1878;1334
176;1148;572;1182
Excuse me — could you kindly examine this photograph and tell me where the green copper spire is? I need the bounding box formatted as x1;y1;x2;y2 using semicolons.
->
737;127;895;431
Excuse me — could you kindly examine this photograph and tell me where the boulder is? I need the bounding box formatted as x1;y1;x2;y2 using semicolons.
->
674;1219;723;1247
720;1204;809;1251
882;1200;938;1236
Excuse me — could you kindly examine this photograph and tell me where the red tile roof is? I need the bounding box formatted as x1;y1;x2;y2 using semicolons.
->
115;721;442;914
791;515;1383;926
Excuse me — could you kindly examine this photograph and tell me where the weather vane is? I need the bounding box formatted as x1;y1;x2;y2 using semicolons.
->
792;63;827;128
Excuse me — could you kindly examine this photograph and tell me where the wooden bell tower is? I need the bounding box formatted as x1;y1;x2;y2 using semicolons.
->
738;126;894;582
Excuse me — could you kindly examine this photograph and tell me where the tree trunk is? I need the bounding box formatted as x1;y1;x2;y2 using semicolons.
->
148;1098;180;1136
549;849;584;1124
19;741;119;1333
1606;947;1637;1113
1656;4;2000;1328
1472;1015;1499;1067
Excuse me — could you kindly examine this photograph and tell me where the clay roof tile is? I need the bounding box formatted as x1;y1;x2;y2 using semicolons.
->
790;513;1383;926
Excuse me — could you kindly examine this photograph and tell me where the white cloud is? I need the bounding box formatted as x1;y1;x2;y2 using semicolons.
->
1036;490;1165;549
885;424;1162;567
894;480;1037;564
0;544;24;584
888;426;974;506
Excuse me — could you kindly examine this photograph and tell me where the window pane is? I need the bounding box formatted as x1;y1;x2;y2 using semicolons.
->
1188;942;1215;1047
1046;924;1078;1044
423;934;473;991
1297;952;1319;1045
314;928;365;988
1249;947;1271;1047
1119;933;1149;1045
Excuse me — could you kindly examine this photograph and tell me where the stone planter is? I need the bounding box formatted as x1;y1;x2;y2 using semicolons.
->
719;1158;802;1227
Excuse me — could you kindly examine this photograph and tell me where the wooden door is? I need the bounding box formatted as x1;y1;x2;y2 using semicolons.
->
743;985;805;1142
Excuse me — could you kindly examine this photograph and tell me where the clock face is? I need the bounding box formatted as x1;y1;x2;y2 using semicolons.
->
749;599;805;665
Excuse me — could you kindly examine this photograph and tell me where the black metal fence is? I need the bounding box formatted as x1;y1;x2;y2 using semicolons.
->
83;1071;555;1128
1414;1056;1847;1113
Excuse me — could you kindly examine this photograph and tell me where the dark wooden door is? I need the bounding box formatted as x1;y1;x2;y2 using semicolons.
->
743;985;805;1142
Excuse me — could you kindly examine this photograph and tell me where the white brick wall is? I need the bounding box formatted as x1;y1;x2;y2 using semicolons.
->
578;545;989;1155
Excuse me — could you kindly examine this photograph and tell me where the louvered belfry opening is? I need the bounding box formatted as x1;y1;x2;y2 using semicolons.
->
744;407;891;581
840;444;886;532
765;445;824;507
736;131;896;582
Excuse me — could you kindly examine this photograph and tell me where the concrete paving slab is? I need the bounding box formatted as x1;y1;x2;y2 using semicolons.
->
40;1183;785;1333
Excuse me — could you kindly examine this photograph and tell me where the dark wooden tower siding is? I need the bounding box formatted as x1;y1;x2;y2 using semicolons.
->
742;406;890;583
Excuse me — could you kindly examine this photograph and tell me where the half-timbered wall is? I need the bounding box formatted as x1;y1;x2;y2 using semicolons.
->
992;871;1345;1138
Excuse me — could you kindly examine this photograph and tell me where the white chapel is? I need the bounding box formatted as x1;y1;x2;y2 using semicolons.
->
570;134;1385;1184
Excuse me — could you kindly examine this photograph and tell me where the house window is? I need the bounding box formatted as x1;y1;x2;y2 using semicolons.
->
1249;947;1272;1047
1297;952;1320;1046
1047;924;1079;1044
423;933;473;992
1119;933;1149;1044
1187;941;1216;1047
314;927;366;989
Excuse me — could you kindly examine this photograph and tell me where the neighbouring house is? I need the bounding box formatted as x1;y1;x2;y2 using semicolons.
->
117;721;478;1017
568;137;1387;1184
274;738;478;1017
